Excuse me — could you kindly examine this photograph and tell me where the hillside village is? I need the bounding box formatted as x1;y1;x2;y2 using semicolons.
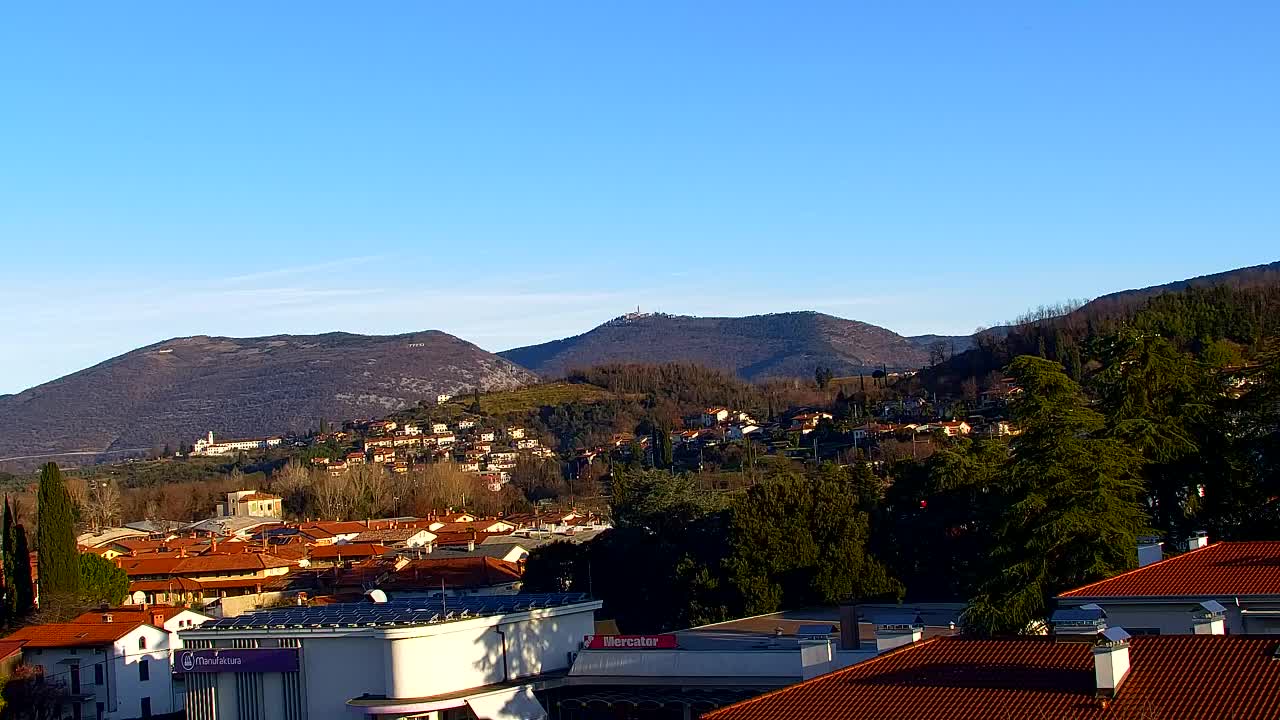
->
180;372;1026;500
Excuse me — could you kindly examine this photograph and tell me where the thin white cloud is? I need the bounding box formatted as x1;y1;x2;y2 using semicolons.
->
217;255;387;285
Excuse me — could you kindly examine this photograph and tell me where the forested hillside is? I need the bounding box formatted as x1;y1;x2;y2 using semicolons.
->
525;276;1280;635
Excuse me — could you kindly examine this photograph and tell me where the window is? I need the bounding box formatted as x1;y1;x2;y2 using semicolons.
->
96;703;104;720
138;636;147;650
95;664;104;685
138;659;149;681
140;697;152;719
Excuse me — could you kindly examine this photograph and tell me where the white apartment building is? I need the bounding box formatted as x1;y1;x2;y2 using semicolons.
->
178;593;601;720
7;619;174;720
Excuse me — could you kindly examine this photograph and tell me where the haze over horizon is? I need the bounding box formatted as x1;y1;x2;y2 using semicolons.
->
3;2;1278;394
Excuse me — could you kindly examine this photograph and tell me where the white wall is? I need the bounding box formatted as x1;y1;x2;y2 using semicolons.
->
1061;598;1280;635
111;626;174;720
181;603;600;718
301;635;388;720
21;625;172;720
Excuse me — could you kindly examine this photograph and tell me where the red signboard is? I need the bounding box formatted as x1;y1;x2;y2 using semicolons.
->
584;634;678;650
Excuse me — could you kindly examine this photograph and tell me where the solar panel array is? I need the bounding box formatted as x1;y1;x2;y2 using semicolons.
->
203;593;592;630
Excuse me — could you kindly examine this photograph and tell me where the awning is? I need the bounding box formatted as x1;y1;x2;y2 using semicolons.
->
465;686;547;720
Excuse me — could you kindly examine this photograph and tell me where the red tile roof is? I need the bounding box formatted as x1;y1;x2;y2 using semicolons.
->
703;635;1280;720
5;620;149;648
172;553;297;574
117;556;184;577
0;639;25;659
383;556;522;590
129;577;205;594
1058;541;1280;598
308;543;389;560
73;605;204;625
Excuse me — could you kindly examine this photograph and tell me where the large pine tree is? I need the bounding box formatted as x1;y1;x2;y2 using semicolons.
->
36;462;80;597
965;356;1147;635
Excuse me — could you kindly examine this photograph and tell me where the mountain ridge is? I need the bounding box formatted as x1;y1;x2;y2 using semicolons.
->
499;310;932;380
0;329;535;469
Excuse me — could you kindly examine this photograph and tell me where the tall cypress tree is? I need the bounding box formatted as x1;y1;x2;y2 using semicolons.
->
12;524;34;616
1;498;13;624
37;462;80;597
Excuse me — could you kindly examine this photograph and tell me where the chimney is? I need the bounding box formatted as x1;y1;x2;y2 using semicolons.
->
1187;531;1209;551
838;605;860;651
1136;536;1164;568
152;611;165;627
1093;627;1132;698
102;613;114;623
873;613;923;653
1192;600;1227;635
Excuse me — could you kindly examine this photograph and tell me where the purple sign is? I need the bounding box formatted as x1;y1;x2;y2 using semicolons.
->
177;648;299;674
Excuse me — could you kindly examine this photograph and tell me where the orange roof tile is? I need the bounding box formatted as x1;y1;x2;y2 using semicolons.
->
704;635;1280;720
383;556;521;590
73;605;199;625
0;640;25;659
172;554;297;574
129;578;205;592
308;543;389;560
1058;541;1280;598
4;620;148;648
117;557;184;577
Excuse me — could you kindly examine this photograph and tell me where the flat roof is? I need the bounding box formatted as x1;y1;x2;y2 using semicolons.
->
193;593;594;631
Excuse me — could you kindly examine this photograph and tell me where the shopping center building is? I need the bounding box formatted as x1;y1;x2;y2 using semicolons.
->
178;593;600;720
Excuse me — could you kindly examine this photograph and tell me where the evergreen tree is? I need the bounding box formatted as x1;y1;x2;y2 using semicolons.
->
1095;331;1213;536
728;464;901;615
79;553;130;605
36;462;80;597
1;498;13;624
12;524;33;617
965;356;1146;635
651;424;674;470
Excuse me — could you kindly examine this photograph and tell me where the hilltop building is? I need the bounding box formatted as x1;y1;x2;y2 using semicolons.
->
191;431;283;457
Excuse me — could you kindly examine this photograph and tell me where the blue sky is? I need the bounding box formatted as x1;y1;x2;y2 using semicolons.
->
1;2;1277;394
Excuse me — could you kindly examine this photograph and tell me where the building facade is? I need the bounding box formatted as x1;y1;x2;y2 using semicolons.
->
178;594;600;720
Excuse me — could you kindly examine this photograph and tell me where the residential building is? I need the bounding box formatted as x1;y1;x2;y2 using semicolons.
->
178;594;600;720
376;556;525;596
5;619;174;720
350;528;436;548
934;420;972;437
1056;540;1280;635
217;490;282;519
306;543;389;568
701;408;730;427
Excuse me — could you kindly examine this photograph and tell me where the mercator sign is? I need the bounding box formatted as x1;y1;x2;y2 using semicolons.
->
583;634;678;650
177;648;299;673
